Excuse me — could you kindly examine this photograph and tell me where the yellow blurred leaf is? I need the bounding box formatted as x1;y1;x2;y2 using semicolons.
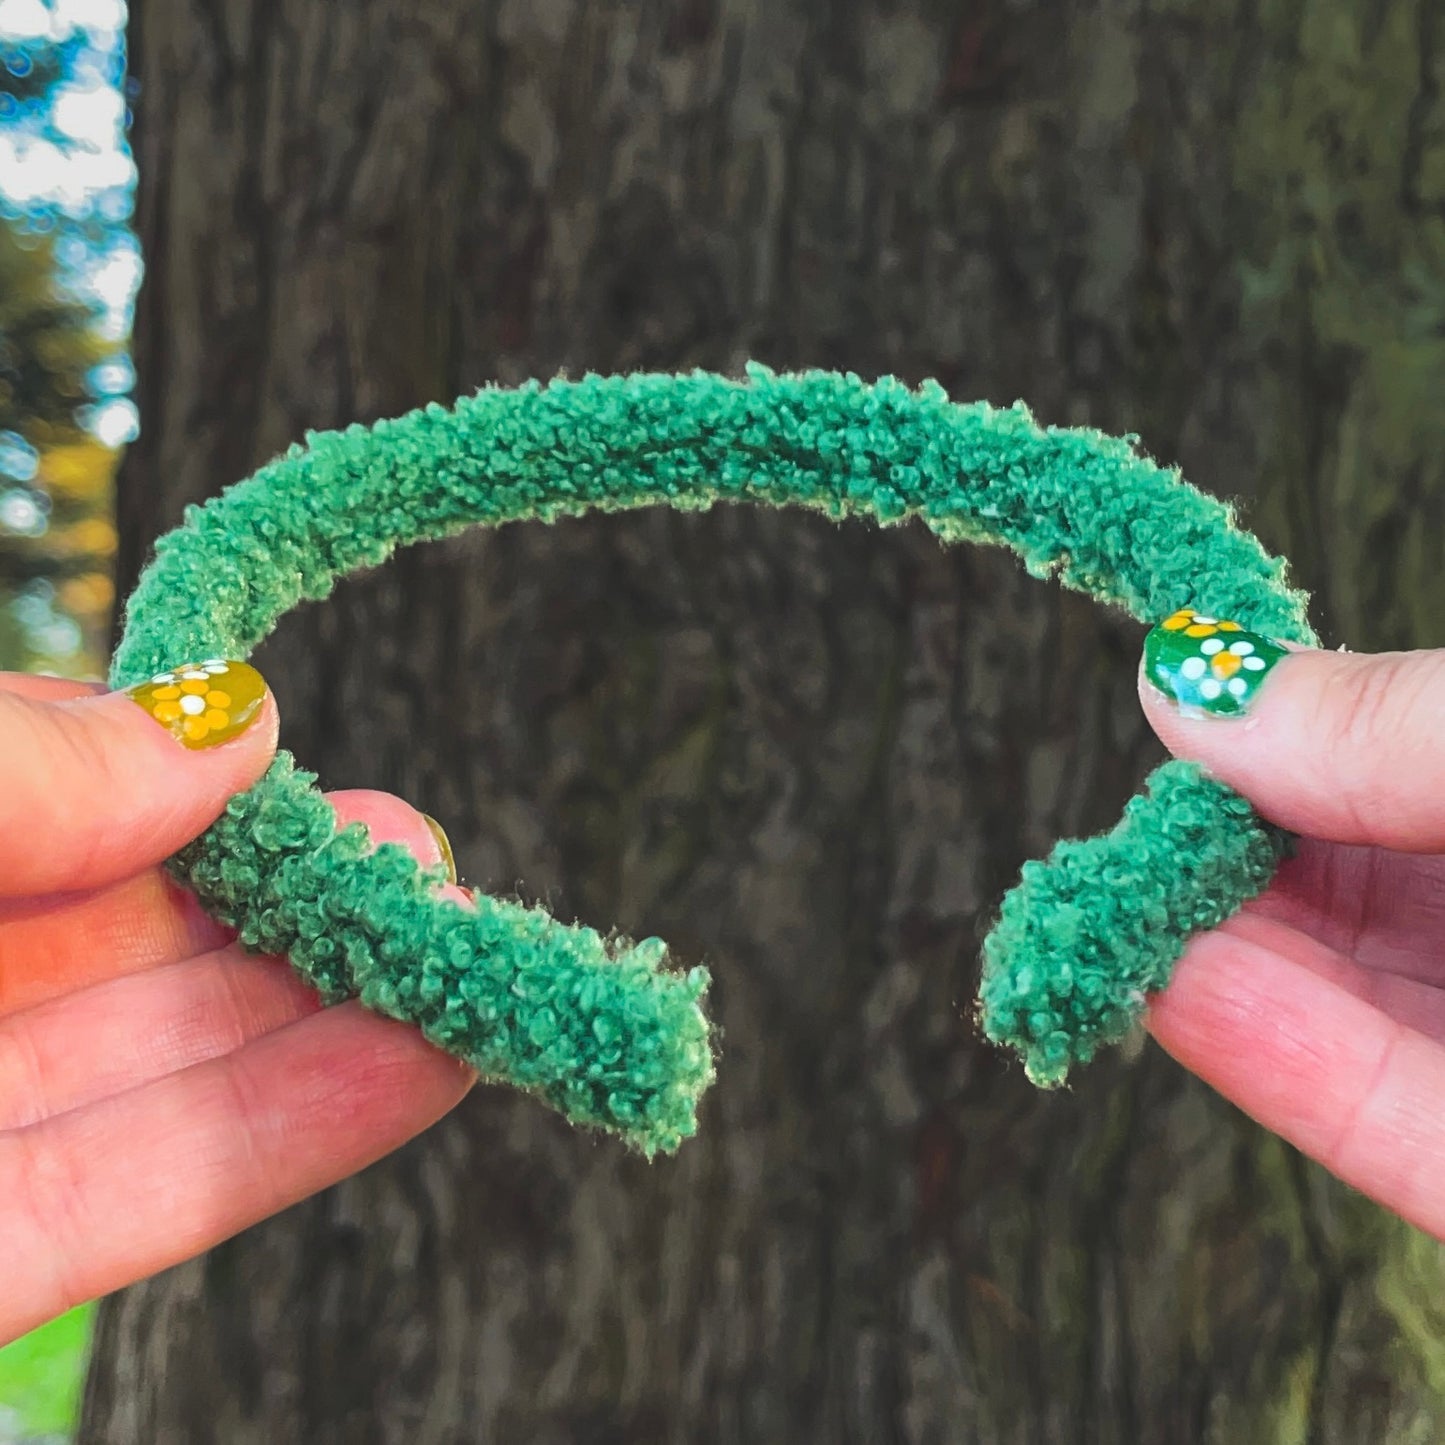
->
48;516;118;559
36;442;120;500
57;572;115;617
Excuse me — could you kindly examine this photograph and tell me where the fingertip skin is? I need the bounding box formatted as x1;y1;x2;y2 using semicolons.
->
1139;638;1445;852
0;677;279;898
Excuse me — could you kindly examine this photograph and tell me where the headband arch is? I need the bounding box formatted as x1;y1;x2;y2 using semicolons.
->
114;366;1314;1153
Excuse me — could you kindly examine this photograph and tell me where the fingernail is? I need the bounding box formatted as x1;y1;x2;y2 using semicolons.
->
126;660;267;749
1143;609;1289;716
421;814;458;882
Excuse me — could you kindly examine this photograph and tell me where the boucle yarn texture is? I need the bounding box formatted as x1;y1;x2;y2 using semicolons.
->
113;367;1315;1151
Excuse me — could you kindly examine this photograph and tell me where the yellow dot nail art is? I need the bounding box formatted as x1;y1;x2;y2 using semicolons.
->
1144;609;1288;716
126;660;267;749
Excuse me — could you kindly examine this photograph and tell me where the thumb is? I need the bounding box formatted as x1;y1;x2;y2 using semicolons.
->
1138;607;1445;852
0;659;278;897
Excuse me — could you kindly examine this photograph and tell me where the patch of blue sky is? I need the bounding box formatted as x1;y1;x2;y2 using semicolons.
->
0;0;138;446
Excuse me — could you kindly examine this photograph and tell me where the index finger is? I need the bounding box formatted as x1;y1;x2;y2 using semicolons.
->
0;674;104;703
0;790;463;1017
0;671;280;897
1147;929;1445;1239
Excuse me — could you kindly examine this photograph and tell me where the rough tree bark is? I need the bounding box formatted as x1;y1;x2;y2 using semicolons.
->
85;1;1445;1442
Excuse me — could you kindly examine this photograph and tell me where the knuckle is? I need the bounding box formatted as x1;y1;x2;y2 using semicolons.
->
8;1128;89;1320
1329;655;1406;759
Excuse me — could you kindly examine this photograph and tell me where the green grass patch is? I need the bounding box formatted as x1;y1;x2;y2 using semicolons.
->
0;1306;92;1438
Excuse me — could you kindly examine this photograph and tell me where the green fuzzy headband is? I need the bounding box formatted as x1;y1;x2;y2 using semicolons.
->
112;366;1315;1154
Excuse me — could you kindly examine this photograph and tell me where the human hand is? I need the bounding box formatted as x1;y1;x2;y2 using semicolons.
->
0;666;474;1345
1139;611;1445;1238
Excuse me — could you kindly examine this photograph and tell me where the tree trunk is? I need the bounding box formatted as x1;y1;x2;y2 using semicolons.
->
85;1;1445;1441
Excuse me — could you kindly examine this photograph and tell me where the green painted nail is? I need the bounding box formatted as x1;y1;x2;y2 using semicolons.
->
1143;608;1289;716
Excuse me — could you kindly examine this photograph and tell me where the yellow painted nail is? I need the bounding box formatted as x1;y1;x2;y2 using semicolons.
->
126;660;267;749
422;814;458;883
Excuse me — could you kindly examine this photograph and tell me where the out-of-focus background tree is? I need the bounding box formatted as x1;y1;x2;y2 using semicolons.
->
0;0;134;679
0;1;134;1438
5;1;1445;1441
79;2;1445;1442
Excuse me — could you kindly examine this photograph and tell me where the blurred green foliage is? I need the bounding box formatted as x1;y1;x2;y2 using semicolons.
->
0;217;118;674
0;0;131;680
0;1307;92;1438
0;221;106;432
